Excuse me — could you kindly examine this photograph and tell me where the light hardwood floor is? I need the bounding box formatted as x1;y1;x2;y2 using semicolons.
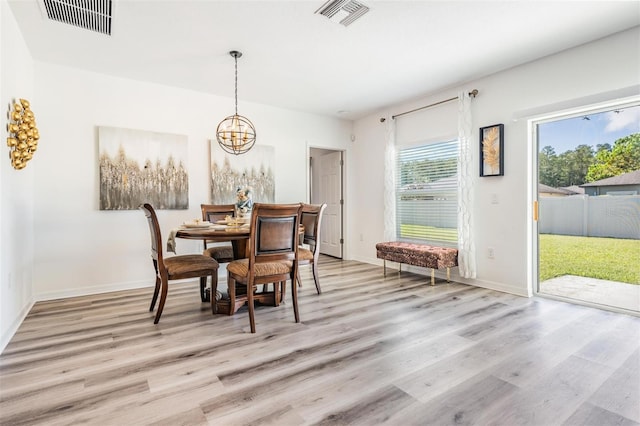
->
1;256;639;426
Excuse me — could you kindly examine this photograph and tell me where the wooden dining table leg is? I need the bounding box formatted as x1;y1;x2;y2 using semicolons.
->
231;239;248;260
210;272;219;314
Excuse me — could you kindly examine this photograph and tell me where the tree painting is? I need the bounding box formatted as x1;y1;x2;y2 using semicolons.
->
99;127;188;210
209;143;275;205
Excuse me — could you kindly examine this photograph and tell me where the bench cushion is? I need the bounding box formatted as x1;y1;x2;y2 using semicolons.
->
376;241;458;270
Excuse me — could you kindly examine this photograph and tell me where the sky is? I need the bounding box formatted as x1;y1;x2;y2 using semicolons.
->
538;104;640;154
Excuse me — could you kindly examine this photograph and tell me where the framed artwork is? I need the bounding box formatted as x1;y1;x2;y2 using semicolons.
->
98;126;189;210
209;142;275;205
480;123;504;177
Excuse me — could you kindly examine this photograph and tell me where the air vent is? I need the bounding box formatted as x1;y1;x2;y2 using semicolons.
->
315;0;369;27
41;0;113;35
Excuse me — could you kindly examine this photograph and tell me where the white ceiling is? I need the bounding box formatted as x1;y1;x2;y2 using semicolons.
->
8;1;640;120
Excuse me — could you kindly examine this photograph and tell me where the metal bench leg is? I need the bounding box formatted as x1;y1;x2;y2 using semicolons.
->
383;259;386;276
431;268;435;286
399;263;401;274
447;267;451;283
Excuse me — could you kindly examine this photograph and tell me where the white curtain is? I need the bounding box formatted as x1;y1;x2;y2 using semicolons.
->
383;118;396;243
457;91;477;278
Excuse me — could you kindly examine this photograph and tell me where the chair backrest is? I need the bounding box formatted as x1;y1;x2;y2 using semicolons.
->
140;203;164;264
249;203;302;265
300;203;327;255
201;203;235;223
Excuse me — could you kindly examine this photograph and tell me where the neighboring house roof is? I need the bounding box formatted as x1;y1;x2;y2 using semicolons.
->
562;185;585;194
538;183;577;195
580;170;640;187
401;175;457;191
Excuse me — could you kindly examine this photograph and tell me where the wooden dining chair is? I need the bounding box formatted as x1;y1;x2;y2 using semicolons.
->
140;203;219;324
297;203;327;294
226;203;302;333
200;204;236;302
200;203;236;263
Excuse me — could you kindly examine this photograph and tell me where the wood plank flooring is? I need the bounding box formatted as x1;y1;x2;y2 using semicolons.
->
1;256;639;425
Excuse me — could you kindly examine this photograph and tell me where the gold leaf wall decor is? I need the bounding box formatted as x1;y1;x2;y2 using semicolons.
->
482;126;500;173
479;123;504;177
7;98;40;170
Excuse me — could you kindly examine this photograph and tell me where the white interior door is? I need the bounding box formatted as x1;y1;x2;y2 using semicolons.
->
317;151;342;258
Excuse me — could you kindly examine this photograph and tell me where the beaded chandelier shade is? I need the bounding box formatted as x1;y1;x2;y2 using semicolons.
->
216;51;256;155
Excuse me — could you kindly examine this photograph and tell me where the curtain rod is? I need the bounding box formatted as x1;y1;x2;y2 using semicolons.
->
380;89;478;122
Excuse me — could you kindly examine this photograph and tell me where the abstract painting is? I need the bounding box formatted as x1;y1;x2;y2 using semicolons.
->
209;142;275;205
99;126;189;210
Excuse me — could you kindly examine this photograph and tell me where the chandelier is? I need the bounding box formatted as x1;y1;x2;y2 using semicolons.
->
216;50;256;155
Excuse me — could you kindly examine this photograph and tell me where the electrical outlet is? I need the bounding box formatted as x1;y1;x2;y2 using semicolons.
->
487;247;495;259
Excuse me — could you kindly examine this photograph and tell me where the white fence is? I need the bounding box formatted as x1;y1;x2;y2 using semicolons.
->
539;195;640;239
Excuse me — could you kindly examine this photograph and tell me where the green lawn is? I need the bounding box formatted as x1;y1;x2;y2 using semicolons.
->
539;234;640;284
398;225;639;284
399;224;457;242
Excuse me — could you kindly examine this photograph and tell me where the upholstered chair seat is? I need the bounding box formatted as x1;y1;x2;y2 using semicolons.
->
227;258;293;277
298;247;313;262
164;255;220;276
203;246;235;264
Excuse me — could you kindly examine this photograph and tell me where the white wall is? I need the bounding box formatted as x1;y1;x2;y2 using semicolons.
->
30;63;353;301
0;2;36;351
350;27;640;297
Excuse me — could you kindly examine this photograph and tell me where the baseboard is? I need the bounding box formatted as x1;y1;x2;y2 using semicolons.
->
34;279;155;302
34;268;229;302
0;300;34;355
354;256;530;298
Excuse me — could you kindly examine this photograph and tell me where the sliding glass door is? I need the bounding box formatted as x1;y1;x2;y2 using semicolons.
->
533;100;640;313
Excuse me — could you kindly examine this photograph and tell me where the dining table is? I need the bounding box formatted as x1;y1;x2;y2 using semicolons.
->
175;221;251;259
174;221;305;258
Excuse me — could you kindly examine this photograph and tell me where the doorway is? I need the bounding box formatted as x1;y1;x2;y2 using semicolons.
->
309;148;343;259
532;99;640;313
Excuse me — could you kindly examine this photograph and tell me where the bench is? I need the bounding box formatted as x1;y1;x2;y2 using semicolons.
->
375;241;458;286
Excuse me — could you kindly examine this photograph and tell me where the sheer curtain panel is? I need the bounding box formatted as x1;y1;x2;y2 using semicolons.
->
457;91;477;278
383;117;397;242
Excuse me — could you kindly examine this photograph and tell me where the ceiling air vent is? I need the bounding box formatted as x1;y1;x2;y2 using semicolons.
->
41;0;113;36
315;0;369;27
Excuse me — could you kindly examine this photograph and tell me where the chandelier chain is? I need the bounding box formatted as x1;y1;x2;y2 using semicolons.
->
234;54;238;116
216;49;256;155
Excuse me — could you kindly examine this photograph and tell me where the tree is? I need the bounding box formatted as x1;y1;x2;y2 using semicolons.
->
539;145;560;186
561;144;594;186
586;133;640;182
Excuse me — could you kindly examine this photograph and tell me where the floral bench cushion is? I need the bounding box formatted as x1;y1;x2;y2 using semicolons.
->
375;241;458;270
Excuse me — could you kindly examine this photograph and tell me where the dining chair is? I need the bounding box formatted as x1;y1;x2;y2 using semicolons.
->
226;203;302;333
200;204;236;302
140;203;219;324
200;203;236;263
297;203;327;294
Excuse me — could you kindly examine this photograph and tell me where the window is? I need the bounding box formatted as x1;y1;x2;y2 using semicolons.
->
396;139;458;247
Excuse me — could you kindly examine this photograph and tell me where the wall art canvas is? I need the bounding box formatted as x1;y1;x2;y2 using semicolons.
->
99;126;189;210
209;142;275;205
480;123;504;177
